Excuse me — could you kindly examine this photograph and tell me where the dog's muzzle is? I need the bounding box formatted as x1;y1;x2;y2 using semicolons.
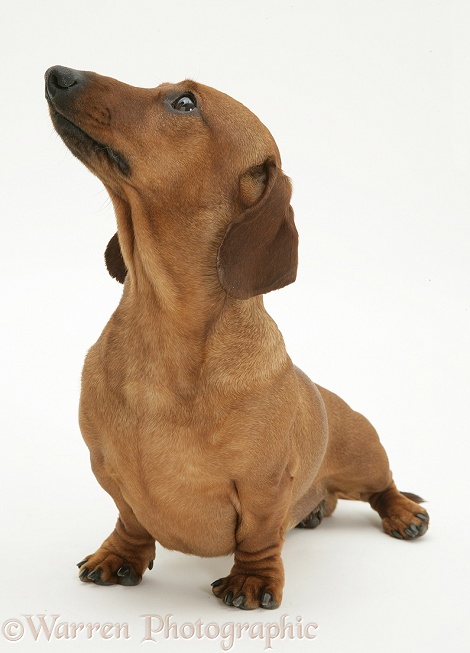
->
45;65;130;176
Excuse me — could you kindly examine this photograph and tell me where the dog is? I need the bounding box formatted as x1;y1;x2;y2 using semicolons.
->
45;66;429;610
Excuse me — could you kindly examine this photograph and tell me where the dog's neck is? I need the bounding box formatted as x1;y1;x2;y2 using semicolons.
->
104;193;290;401
111;192;226;329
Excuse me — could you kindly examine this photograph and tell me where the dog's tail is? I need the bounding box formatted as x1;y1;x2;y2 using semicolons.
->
400;491;426;503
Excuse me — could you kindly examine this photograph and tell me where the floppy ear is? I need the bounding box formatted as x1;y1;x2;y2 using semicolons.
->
217;161;298;299
104;232;127;283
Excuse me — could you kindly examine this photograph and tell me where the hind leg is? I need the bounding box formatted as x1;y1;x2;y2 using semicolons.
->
366;483;429;540
296;499;326;529
295;494;338;529
316;385;429;540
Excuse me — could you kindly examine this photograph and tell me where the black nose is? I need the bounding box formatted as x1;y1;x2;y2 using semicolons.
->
45;66;84;99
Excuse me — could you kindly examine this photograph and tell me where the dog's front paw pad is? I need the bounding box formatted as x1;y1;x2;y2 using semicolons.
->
211;574;281;610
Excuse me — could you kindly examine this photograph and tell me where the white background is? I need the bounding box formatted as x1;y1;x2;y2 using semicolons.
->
1;1;469;651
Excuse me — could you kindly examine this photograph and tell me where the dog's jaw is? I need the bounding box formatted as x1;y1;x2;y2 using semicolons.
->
48;104;130;177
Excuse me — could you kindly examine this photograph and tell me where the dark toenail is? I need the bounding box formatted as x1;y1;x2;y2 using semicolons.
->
305;515;320;527
261;592;272;607
79;567;89;580
117;566;130;577
119;571;139;586
233;594;246;608
224;591;234;605
391;530;404;540
87;569;102;581
261;592;279;609
148;560;154;570
416;513;429;522
77;558;88;568
404;527;417;538
211;579;223;587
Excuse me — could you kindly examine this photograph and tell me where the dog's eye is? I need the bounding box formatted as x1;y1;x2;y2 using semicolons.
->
171;93;198;113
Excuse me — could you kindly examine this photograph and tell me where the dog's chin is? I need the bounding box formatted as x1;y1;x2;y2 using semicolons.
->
48;105;130;177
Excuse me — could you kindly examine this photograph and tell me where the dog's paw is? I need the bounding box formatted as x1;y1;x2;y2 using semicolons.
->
382;503;429;541
77;549;155;586
296;499;326;529
211;574;282;610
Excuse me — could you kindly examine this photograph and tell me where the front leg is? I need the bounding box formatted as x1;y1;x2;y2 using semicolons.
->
77;455;156;586
211;470;292;610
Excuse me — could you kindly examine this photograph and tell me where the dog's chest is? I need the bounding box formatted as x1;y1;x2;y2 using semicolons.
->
103;415;240;557
79;332;291;558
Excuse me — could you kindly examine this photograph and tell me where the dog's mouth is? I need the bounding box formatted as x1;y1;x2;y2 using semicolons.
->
48;103;130;177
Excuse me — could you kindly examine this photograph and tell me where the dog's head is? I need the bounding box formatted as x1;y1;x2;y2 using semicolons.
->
45;66;298;299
